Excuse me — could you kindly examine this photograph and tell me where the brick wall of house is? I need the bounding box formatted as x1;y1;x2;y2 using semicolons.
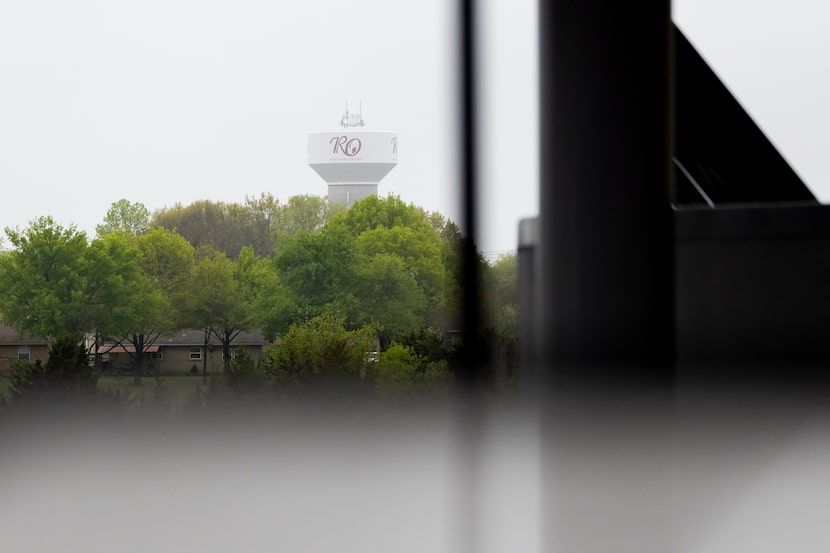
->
0;344;50;375
156;345;266;375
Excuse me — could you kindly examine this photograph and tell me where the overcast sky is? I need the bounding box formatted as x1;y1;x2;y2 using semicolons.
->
1;1;828;256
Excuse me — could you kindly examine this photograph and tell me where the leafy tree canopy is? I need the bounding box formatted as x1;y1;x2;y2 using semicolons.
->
272;194;344;247
335;194;433;236
373;342;454;400
273;195;465;337
0;217;90;338
151;193;341;259
483;253;518;335
99;228;195;385
236;246;292;339
137;227;196;307
274;223;366;324
96;199;150;237
267;313;375;394
185;246;252;365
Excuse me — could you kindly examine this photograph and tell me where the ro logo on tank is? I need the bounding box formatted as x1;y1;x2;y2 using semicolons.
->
330;136;362;157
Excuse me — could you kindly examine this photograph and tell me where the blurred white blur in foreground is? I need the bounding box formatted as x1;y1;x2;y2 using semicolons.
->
0;406;541;553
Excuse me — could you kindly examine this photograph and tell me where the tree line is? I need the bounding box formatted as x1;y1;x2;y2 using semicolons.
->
0;194;517;406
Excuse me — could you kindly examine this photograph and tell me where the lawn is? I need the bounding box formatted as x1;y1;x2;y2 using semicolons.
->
0;373;219;413
97;375;211;411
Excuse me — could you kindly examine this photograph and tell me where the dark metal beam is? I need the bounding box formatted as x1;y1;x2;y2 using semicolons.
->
538;1;675;388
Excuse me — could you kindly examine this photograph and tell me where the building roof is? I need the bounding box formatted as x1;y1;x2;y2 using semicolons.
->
99;344;160;354
0;324;49;346
154;329;268;348
0;326;267;349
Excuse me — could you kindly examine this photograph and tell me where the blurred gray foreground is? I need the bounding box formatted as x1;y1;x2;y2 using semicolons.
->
6;396;830;552
0;404;541;553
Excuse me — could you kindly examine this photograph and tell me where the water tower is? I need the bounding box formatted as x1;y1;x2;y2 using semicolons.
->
308;104;398;207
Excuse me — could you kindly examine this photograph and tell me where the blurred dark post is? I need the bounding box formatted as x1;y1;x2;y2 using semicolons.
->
455;1;483;552
539;1;674;388
538;2;675;552
459;0;483;391
517;216;539;402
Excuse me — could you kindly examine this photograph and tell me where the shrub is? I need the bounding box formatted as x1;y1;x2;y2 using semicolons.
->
373;343;454;400
225;349;269;399
266;313;375;396
8;335;98;404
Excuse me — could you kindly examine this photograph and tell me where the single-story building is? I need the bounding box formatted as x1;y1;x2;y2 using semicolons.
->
99;329;269;376
0;325;50;375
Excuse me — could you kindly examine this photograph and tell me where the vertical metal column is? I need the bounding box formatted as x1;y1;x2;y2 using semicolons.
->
459;0;483;390
538;3;675;553
517;216;540;401
456;2;483;552
538;1;674;389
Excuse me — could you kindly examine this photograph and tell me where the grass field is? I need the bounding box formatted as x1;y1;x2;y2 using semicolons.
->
97;375;211;411
0;374;213;411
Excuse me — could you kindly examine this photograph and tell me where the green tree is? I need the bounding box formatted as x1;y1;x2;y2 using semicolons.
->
272;194;340;247
272;195;466;339
355;225;446;331
342;195;462;333
152;200;243;258
399;327;455;366
241;193;282;256
151;194;282;259
106;228;195;385
338;195;431;235
274;223;365;325
482;253;519;391
84;231;152;353
96;199;151;237
484;254;518;334
427;211;465;330
357;253;426;339
101;237;168;386
373;342;454;400
0;217;91;339
236;246;291;340
0;218;185;390
373;343;421;399
267;313;375;395
183;247;252;382
137;227;196;305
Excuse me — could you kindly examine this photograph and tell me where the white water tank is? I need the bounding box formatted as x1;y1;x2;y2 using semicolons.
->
308;107;398;206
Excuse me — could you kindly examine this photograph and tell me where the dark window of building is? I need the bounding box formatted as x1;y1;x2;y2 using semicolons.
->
17;345;30;361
